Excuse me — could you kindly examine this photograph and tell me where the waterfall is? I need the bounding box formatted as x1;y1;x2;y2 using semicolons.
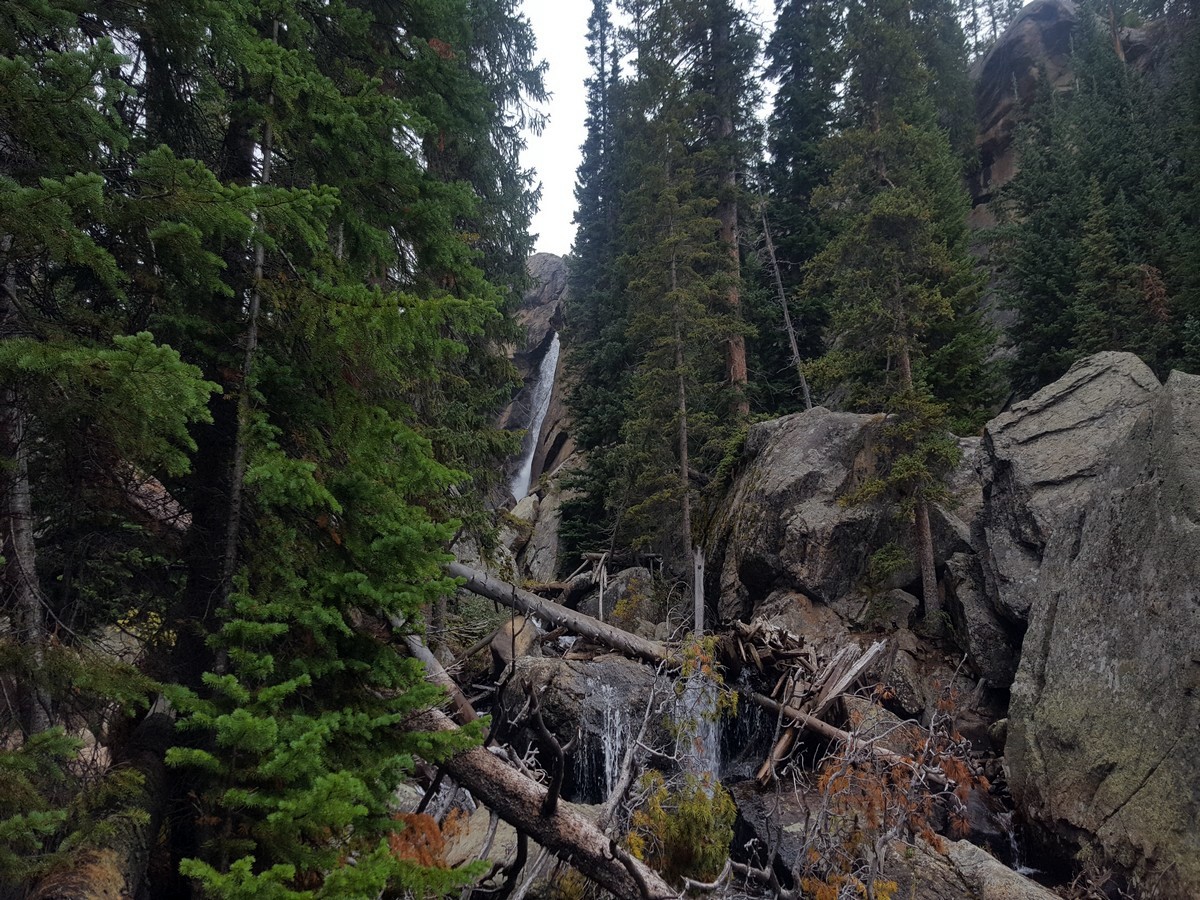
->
573;680;627;803
509;331;561;502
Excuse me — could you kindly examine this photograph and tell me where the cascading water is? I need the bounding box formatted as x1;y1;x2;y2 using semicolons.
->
573;680;627;803
509;331;561;502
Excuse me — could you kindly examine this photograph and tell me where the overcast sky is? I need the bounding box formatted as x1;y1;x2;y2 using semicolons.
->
520;0;778;257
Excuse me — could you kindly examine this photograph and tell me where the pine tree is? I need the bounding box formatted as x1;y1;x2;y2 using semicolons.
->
995;2;1187;390
1;1;544;894
803;0;998;627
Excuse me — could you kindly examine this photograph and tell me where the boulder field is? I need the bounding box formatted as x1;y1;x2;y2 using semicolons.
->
705;352;1200;894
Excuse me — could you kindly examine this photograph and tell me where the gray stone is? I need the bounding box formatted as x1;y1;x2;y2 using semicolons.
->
519;454;582;582
1006;368;1200;895
577;566;658;625
707;408;892;622
980;352;1160;623
944;552;1016;687
732;780;1057;900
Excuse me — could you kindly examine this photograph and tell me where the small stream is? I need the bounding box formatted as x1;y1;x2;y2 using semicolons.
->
509;331;561;502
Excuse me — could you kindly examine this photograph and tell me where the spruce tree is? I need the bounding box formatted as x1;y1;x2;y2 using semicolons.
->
803;0;998;627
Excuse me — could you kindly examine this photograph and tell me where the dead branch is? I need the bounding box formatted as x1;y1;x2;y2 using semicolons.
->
412;707;677;899
449;562;670;665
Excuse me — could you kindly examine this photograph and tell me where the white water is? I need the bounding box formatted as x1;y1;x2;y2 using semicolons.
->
509;331;561;502
574;679;627;801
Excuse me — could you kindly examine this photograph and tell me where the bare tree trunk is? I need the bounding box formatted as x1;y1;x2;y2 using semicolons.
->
759;204;812;410
448;562;669;665
713;5;748;418
1;235;50;734
412;708;677;900
672;241;694;600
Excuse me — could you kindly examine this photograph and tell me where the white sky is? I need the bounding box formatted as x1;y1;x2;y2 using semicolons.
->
520;0;778;257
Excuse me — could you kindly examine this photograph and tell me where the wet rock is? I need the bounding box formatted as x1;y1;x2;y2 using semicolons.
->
519;454;582;582
500;654;668;804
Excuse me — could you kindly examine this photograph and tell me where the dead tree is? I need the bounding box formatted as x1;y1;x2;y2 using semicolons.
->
448;562;669;665
411;708;677;900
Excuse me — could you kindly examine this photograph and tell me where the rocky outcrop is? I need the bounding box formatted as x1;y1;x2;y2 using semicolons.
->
979;352;1160;624
501;654;668;803
517;454;581;582
970;0;1170;227
517;253;567;360
1006;368;1200;896
706;407;1007;686
970;0;1078;224
707;408;890;623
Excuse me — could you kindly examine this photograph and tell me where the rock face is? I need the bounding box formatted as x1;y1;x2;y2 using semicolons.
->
979;352;1161;624
516;253;567;363
970;0;1078;223
1006;368;1200;895
707;408;890;623
969;0;1168;227
706;407;1006;686
501;654;667;803
710;352;1200;887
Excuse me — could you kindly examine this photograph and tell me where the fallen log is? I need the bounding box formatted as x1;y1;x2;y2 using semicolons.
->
412;708;676;899
401;631;478;725
745;691;948;788
29;712;173;900
448;562;669;665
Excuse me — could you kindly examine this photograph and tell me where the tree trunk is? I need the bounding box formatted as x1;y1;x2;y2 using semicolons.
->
219;18;278;609
760;205;812;410
672;241;693;598
28;713;174;900
712;4;748;418
1;235;51;735
895;340;941;624
412;708;677;900
447;562;669;665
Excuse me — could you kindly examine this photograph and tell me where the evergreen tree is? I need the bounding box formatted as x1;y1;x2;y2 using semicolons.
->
995;2;1188;391
803;0;998;626
0;1;543;894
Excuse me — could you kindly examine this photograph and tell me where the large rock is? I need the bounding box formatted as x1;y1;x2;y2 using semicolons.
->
518;454;582;582
1006;368;1200;895
979;352;1160;624
517;253;567;361
501;654;667;804
970;0;1079;224
969;0;1168;228
707;408;996;685
707;408;890;623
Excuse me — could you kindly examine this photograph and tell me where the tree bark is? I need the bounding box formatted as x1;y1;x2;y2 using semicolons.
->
412;708;677;900
447;562;669;665
895;340;941;624
672;239;694;600
219;18;278;609
744;691;948;788
1;234;51;734
400;631;478;725
28;713;174;900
